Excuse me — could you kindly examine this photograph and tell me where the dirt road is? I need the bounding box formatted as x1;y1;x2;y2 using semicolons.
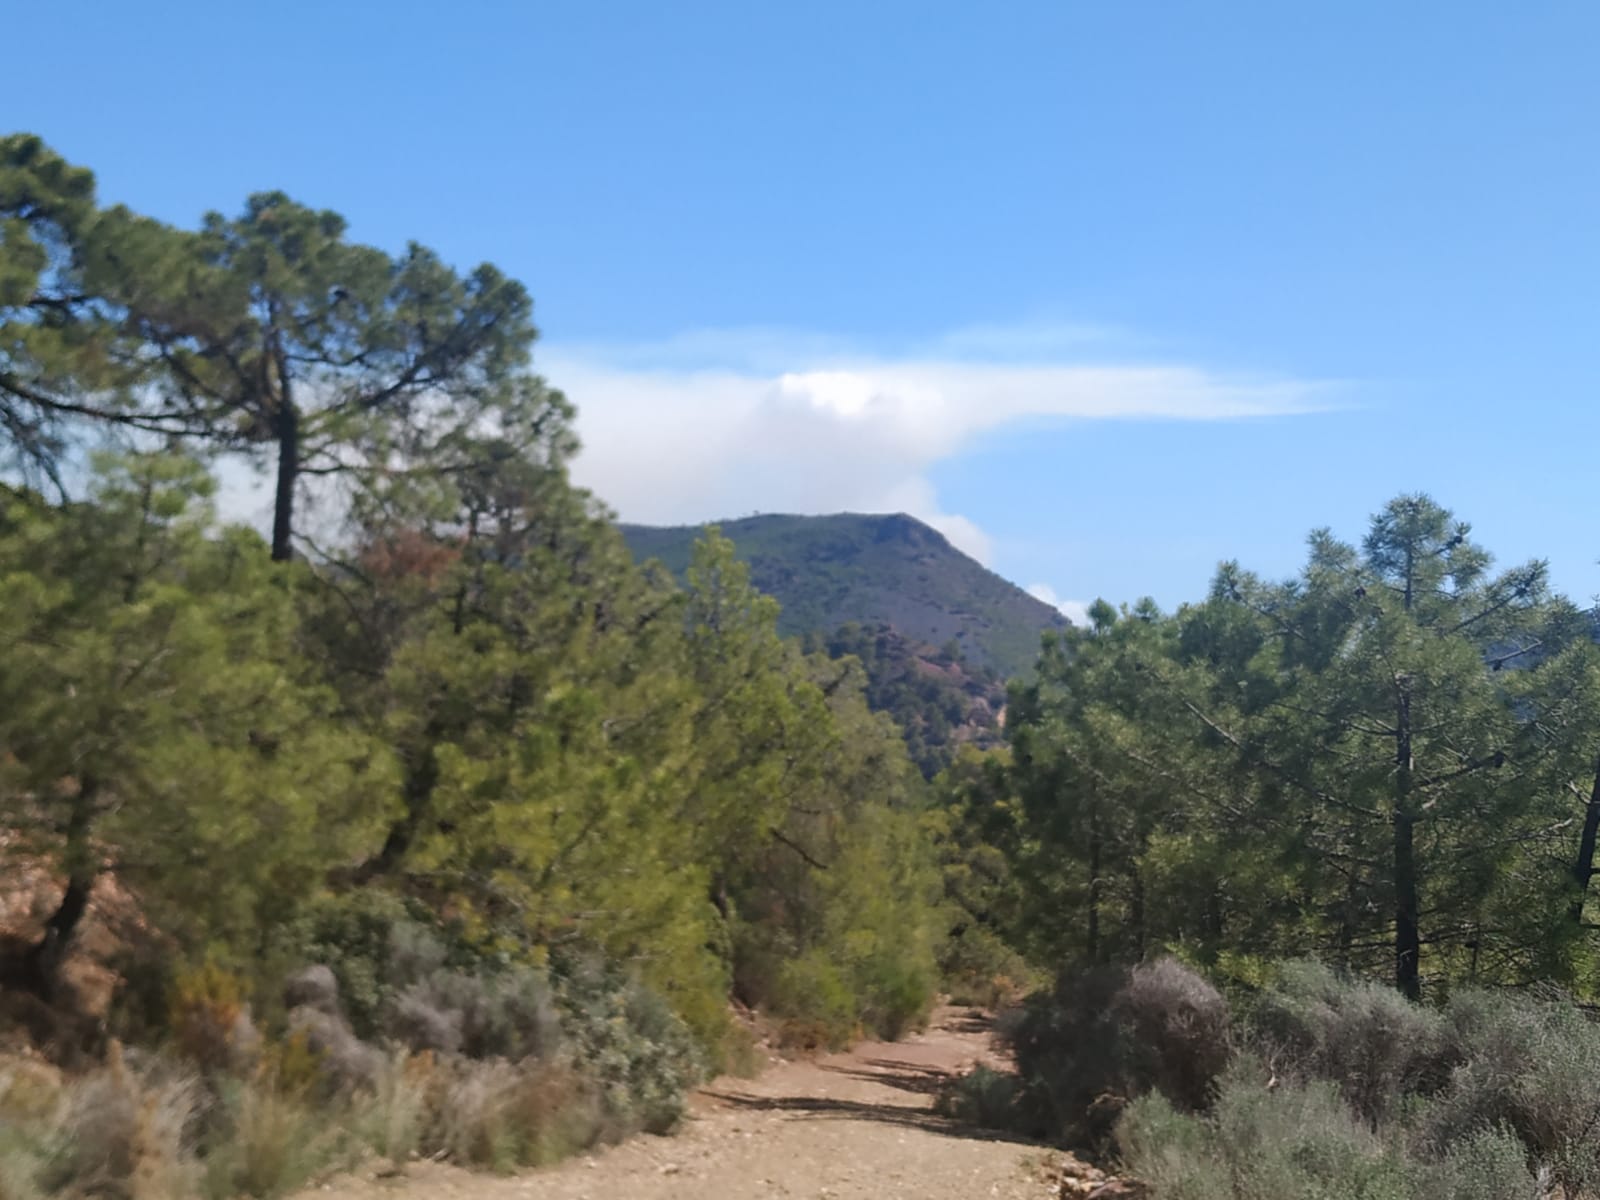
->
312;1007;1060;1200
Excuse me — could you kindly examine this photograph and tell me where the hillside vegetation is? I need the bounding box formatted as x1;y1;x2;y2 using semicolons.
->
0;134;949;1199
803;622;1006;779
936;496;1600;1197
621;513;1069;679
5;130;1600;1200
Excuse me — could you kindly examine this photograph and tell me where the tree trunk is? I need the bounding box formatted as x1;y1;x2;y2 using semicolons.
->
358;735;438;882
1571;750;1600;924
26;873;94;990
1130;863;1146;961
1205;888;1224;946
709;876;731;922
15;783;99;998
1087;810;1102;964
270;401;299;563
1336;870;1360;969
1394;679;1421;1000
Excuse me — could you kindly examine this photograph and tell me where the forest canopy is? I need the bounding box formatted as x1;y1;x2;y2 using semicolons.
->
0;133;943;1066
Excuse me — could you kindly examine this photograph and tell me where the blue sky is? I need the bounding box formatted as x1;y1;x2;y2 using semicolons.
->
11;2;1600;617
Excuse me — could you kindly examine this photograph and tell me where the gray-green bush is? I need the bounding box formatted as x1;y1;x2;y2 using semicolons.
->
1118;1056;1549;1200
553;956;705;1136
1421;987;1600;1197
957;957;1600;1199
388;965;560;1062
1247;960;1452;1126
0;909;711;1199
277;897;702;1138
998;957;1230;1145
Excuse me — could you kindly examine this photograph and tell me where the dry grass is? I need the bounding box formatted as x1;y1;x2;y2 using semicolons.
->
0;1041;622;1198
0;919;706;1196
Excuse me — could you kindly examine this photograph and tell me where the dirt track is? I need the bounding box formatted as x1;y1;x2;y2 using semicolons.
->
309;1007;1060;1200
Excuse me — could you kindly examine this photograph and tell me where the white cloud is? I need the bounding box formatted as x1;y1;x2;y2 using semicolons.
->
543;323;1333;580
1026;582;1092;627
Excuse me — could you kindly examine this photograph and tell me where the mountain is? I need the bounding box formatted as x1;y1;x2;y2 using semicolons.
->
620;512;1071;679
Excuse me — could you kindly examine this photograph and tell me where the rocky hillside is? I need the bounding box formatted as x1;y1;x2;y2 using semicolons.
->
806;622;1007;778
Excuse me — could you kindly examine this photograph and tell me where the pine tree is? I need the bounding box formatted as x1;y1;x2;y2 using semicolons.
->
87;190;540;560
1174;498;1554;995
0;453;392;994
0;135;148;489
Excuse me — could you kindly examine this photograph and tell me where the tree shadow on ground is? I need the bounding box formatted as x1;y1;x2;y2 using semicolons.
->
940;1009;998;1037
824;1057;956;1097
702;1089;1042;1147
701;1025;1038;1149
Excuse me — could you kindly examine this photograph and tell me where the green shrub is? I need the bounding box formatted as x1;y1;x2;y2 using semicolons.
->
407;1056;601;1172
1235;968;1600;1195
716;1020;766;1079
0;1044;365;1200
768;951;860;1050
855;952;936;1041
1415;1127;1550;1200
1116;958;1232;1112
1199;1061;1412;1199
960;957;1600;1197
347;1050;427;1168
736;936;926;1049
0;1121;48;1200
271;891;449;1039
1003;964;1131;1143
0;948;705;1196
935;1065;1024;1128
3;904;705;1197
938;926;1035;1008
280;1006;382;1097
1115;1090;1229;1200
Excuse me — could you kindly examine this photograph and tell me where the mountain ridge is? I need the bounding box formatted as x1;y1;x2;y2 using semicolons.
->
620;511;1071;679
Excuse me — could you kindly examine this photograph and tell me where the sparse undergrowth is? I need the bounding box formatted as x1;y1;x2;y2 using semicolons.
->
938;925;1038;1011
0;910;707;1199
942;957;1600;1200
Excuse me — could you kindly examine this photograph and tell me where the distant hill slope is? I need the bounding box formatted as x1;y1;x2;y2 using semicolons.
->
809;621;1007;779
620;512;1071;678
